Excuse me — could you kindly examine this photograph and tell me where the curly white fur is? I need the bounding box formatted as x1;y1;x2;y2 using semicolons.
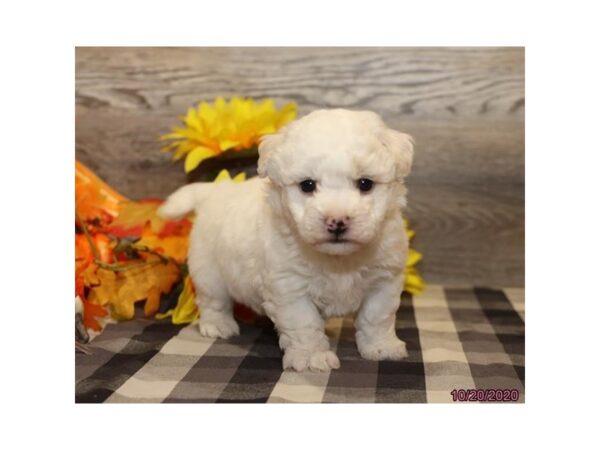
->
159;109;414;371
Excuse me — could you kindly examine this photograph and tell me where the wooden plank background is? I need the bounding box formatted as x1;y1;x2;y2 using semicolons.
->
76;47;524;287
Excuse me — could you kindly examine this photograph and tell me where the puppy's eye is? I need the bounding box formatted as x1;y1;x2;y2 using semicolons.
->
357;178;374;192
299;179;317;193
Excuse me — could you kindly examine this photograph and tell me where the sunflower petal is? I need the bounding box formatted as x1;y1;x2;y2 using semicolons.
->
160;132;185;141
213;169;232;182
164;98;298;168
232;172;247;183
184;146;218;173
404;269;426;295
218;139;240;151
406;248;423;267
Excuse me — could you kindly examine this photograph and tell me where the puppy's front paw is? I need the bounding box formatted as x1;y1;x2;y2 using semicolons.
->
198;315;240;339
358;337;408;361
283;348;341;372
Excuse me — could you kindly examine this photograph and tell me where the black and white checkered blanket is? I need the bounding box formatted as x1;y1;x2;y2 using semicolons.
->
75;286;524;403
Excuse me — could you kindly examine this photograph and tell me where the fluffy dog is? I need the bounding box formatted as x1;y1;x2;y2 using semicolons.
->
159;109;414;371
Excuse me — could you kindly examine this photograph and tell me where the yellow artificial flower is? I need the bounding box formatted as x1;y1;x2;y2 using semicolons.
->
403;219;426;295
160;97;297;173
213;168;247;183
155;274;199;324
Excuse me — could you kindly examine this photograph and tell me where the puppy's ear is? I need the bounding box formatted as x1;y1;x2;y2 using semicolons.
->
257;132;284;179
378;128;414;179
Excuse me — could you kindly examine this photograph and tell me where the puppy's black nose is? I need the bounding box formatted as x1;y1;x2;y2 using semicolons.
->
327;219;348;236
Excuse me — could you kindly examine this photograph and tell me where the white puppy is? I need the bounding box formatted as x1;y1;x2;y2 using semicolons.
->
159;109;414;371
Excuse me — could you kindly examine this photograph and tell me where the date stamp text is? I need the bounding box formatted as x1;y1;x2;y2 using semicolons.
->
450;389;520;402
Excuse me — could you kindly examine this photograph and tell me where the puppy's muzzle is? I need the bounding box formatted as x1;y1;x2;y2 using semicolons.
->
325;216;349;238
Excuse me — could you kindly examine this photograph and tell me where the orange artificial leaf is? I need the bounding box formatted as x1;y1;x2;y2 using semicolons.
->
76;233;115;262
93;234;114;263
136;224;189;263
75;234;93;268
87;256;181;320
157;217;192;239
75;233;115;301
75;275;86;299
108;201;166;237
108;199;192;240
75;160;127;221
76;176;109;223
76;235;95;298
82;298;108;331
75;160;127;216
82;262;101;286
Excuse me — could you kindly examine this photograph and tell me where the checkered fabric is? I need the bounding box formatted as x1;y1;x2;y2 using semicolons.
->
75;286;524;403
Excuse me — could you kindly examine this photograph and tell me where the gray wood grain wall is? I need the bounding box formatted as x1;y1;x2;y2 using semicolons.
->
76;47;524;287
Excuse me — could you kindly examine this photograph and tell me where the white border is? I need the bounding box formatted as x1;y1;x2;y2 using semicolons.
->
2;0;599;448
